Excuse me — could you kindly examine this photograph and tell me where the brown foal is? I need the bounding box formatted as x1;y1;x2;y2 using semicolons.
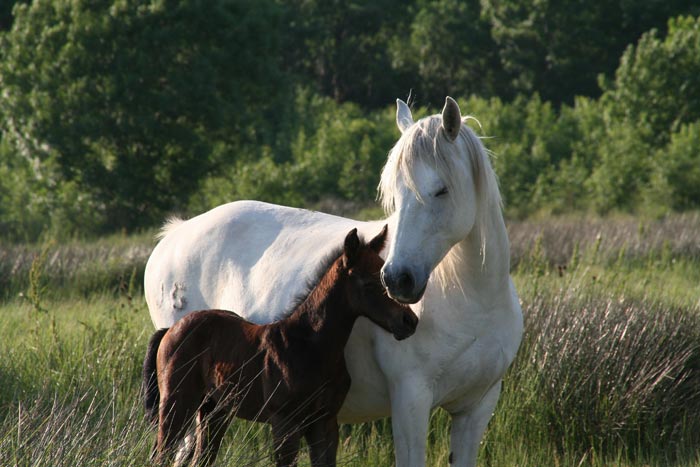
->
142;226;418;467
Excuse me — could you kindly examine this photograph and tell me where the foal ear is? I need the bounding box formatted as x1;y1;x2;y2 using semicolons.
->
342;228;361;268
396;98;414;133
441;96;461;142
368;224;388;253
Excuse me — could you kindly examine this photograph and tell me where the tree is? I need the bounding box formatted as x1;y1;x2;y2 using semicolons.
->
602;15;700;146
0;0;286;233
282;0;414;108
388;0;503;104
481;0;700;104
646;121;700;211
0;0;27;31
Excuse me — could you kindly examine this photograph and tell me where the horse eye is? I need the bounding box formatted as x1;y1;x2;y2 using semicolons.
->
435;187;448;197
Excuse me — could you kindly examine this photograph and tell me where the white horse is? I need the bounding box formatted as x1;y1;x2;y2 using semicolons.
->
144;97;523;467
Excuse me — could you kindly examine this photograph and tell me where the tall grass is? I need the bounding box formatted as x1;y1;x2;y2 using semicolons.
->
495;274;700;462
4;212;699;300
0;295;152;466
0;231;154;300
508;212;700;268
1;214;699;465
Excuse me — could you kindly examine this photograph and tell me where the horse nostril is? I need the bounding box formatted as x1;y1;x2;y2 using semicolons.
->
397;272;414;293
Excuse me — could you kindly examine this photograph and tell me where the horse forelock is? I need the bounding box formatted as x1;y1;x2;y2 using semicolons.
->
379;114;500;220
378;113;502;286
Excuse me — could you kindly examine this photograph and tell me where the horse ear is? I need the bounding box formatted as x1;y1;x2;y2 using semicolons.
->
368;224;388;253
441;96;461;142
342;228;360;268
396;99;414;133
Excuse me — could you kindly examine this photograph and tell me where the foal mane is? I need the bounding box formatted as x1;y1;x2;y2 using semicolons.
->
283;243;345;318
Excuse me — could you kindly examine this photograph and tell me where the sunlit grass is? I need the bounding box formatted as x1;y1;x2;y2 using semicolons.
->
1;213;700;465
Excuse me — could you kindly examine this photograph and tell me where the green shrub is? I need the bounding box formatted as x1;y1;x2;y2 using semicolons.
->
0;0;287;232
602;15;700;147
188;91;397;213
586;122;655;214
646;121;700;211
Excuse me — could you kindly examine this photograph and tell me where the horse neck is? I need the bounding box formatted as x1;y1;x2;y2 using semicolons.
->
439;206;511;301
285;270;357;356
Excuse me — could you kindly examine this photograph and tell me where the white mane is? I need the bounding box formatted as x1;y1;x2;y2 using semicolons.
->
378;114;502;288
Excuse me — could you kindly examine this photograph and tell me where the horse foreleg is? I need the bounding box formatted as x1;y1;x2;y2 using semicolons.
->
389;379;433;467
444;381;501;467
304;416;339;467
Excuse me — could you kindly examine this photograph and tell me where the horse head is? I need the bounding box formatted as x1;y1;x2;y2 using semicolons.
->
379;97;501;304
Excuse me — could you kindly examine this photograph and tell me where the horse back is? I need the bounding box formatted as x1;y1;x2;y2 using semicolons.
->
145;200;385;328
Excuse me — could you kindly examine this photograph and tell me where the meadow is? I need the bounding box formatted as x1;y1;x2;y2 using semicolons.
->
1;213;699;466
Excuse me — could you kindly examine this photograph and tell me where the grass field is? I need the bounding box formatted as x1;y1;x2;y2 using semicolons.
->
1;214;699;466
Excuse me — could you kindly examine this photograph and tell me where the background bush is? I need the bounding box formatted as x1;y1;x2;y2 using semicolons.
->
2;2;700;241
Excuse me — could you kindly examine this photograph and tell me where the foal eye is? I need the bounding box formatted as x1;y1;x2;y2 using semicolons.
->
435;187;448;197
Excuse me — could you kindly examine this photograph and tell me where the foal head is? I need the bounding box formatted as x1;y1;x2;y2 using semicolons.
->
338;225;418;340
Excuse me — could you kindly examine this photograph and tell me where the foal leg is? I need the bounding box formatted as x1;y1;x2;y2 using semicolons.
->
191;399;232;467
154;389;198;466
271;419;301;467
304;416;339;467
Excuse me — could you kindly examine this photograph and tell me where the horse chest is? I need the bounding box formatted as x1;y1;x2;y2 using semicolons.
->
430;304;523;408
368;296;517;405
261;339;351;418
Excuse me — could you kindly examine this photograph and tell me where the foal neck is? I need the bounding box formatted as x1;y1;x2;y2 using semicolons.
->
285;263;358;353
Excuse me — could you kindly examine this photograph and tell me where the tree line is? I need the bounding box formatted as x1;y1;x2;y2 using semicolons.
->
1;0;699;241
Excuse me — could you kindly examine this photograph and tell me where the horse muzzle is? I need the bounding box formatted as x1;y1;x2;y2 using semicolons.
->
381;267;428;305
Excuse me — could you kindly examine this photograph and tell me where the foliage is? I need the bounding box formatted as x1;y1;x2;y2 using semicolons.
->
585;122;654;214
460;94;580;216
2;4;700;239
188;91;397;212
0;0;27;31
0;0;286;233
0;138;49;241
647;121;700;211
481;0;700;104
602;16;700;146
282;0;413;108
388;0;501;103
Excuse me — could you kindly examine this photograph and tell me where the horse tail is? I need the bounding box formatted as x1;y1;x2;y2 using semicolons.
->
156;216;185;240
142;328;169;424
